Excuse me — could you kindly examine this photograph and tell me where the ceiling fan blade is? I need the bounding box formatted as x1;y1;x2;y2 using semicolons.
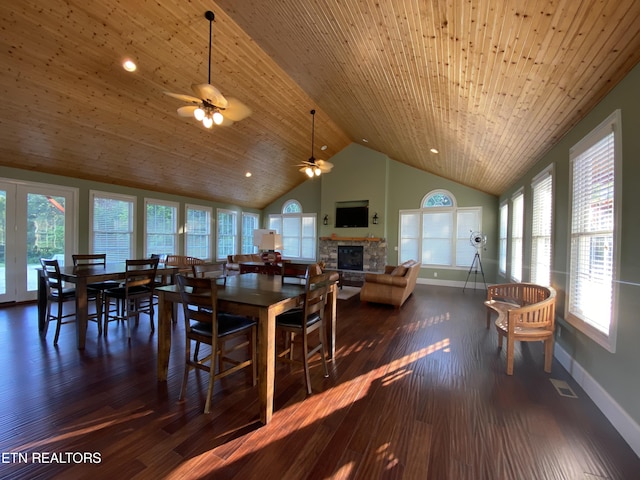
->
177;105;198;118
223;97;252;122
164;91;202;104
316;159;334;172
192;83;228;108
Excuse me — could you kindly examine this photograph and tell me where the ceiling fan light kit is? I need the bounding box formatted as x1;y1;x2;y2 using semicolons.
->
299;109;334;177
164;11;251;129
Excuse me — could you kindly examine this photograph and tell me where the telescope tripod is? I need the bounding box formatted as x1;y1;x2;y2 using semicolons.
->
463;251;487;292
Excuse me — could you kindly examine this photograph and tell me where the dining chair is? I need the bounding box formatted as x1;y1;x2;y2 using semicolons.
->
281;262;311;285
40;258;102;344
276;271;331;395
192;261;227;280
72;253;120;327
103;258;159;338
176;274;257;414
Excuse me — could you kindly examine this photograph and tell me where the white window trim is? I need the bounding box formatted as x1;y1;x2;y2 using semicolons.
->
398;190;482;269
144;198;179;258
241;212;260;254
216;208;238;261
89;190;136;260
510;188;524;282
498;201;508;276
530;164;554;286
565;109;621;353
185;203;213;260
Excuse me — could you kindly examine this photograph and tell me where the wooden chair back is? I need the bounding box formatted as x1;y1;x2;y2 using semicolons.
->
176;275;219;330
281;262;310;284
192;262;227;280
72;253;107;267
40;258;65;296
124;258;159;292
303;272;331;323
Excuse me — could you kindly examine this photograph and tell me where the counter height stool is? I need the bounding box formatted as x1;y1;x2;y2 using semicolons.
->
40;258;102;344
103;258;159;338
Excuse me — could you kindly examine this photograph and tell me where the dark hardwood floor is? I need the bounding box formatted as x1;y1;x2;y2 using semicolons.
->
0;285;638;479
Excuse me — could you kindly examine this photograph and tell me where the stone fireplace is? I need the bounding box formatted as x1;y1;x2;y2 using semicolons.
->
319;236;387;284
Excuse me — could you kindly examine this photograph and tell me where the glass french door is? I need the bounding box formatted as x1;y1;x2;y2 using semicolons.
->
0;179;77;303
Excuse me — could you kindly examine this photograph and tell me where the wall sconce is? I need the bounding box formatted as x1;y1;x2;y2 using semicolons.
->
323;214;329;226
372;213;379;224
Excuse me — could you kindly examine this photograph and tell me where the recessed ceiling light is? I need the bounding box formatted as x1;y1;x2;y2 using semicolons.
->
320;145;327;151
245;172;252;177
430;148;439;154
122;59;137;72
362;138;368;143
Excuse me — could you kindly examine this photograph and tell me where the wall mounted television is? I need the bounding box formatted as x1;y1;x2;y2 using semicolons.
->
335;201;369;228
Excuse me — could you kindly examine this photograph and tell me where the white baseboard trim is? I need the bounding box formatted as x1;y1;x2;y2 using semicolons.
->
554;343;640;458
417;278;486;289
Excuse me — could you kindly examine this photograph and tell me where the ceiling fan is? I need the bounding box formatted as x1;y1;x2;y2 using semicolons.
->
298;109;333;177
164;11;251;128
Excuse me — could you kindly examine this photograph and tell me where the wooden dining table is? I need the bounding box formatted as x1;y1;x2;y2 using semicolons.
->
156;273;338;425
37;262;179;349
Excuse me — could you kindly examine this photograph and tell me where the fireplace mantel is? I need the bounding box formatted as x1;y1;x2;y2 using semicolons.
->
319;236;382;242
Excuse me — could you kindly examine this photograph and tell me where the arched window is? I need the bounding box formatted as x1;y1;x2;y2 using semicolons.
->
399;190;481;268
268;199;316;261
422;190;455;208
282;199;302;214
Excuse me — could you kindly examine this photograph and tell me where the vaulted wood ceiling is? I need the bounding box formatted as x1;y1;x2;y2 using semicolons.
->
1;0;639;208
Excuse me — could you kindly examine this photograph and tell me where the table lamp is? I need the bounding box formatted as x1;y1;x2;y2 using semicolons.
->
259;233;283;264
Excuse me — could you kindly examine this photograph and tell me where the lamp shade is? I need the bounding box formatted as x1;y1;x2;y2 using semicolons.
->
259;233;282;251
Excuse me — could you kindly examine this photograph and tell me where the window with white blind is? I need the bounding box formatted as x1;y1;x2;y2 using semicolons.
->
567;110;621;352
145;199;178;258
268;200;317;261
241;212;259;253
398;190;482;267
499;202;508;275
531;166;554;286
90;191;135;263
216;209;238;260
510;190;524;282
185;204;212;260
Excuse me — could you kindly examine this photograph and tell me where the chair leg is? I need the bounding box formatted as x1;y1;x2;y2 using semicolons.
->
179;339;191;402
319;325;329;378
204;337;218;414
544;338;554;373
506;337;515;375
53;300;64;346
301;331;312;395
251;326;257;386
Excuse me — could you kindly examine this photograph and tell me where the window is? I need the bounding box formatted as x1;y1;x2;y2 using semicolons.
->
398;190;482;267
268;200;316;261
510;190;524;282
241;212;260;253
217;209;238;260
145;199;178;257
498;202;508;275
185;204;212;260
567;110;621;352
90;191;135;263
531;166;553;286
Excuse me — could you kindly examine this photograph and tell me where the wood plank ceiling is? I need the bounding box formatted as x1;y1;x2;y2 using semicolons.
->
1;0;639;208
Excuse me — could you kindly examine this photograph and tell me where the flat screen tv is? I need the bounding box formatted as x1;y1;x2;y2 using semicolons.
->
335;205;368;228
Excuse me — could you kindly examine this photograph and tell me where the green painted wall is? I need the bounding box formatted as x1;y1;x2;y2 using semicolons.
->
266;142;499;283
499;62;640;425
0;165;260;259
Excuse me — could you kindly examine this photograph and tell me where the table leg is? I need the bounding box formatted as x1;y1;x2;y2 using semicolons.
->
75;277;89;349
157;290;172;381
258;306;276;425
37;269;47;332
326;284;337;360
